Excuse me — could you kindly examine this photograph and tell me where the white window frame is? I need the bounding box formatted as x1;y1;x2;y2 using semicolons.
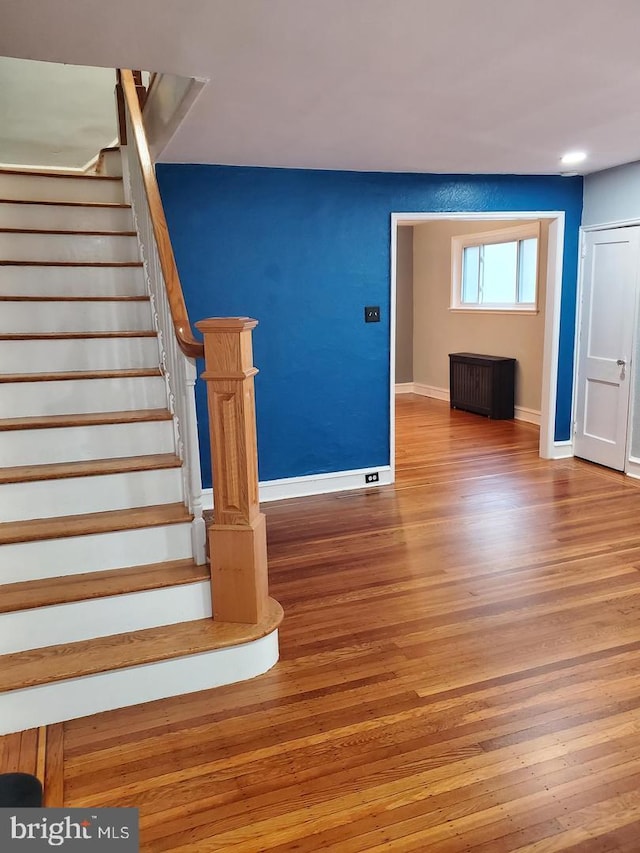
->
450;221;541;313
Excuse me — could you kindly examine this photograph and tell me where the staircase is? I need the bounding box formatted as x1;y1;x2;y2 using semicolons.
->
0;162;280;735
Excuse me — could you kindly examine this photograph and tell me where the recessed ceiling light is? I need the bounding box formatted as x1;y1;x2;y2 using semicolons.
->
561;151;587;166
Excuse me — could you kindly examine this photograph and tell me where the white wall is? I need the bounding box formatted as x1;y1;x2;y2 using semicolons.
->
0;57;117;170
583;161;640;226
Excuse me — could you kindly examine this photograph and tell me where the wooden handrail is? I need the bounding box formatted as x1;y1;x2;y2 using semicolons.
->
119;69;204;359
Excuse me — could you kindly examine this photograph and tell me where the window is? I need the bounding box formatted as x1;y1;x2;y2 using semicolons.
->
451;222;540;312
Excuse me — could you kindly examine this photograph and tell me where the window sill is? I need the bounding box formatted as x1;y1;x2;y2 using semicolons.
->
449;307;539;315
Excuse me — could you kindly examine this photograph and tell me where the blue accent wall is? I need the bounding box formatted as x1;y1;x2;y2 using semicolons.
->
157;166;583;487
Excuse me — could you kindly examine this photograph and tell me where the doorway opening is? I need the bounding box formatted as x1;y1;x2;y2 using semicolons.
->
389;212;566;481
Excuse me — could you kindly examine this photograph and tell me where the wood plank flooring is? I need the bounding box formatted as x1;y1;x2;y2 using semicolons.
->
30;398;640;848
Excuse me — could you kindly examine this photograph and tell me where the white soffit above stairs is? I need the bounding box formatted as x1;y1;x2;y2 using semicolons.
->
2;0;640;174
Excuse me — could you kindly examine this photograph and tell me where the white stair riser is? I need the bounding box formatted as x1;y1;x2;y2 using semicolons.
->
0;336;160;373
0;300;152;332
0;420;175;467
0;375;167;418
0;581;211;654
0;203;132;232
0;232;139;263
0;173;124;203
0;631;279;734
0;522;193;584
0;265;146;297
0;467;184;523
97;150;123;177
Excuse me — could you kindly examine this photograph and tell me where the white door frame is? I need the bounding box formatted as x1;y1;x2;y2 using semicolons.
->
389;211;567;482
578;218;640;477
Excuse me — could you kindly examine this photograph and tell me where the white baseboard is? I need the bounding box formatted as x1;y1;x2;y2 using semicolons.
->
625;456;640;479
202;465;393;508
399;383;542;425
547;440;574;460
514;406;541;426
413;383;450;401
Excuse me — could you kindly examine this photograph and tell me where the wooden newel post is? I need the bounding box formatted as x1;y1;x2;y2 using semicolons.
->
195;317;269;624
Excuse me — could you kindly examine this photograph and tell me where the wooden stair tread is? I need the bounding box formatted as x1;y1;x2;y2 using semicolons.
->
0;367;161;383
0;598;283;693
0;261;142;267
0;409;172;432
0;228;136;236
0;560;208;614
0;198;130;208
0;331;157;341
0;168;121;181
0;295;149;302
0;503;192;546
0;453;182;485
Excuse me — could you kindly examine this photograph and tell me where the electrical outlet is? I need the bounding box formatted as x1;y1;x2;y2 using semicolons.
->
365;472;379;484
364;306;380;323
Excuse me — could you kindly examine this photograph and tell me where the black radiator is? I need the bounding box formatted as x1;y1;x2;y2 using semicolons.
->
449;353;516;419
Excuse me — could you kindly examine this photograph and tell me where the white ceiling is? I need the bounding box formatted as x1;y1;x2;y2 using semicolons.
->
2;0;640;175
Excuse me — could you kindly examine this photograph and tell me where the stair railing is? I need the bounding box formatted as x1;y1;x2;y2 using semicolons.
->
119;68;205;563
117;69;270;624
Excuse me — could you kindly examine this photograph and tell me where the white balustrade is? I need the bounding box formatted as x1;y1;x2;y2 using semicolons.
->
122;109;206;564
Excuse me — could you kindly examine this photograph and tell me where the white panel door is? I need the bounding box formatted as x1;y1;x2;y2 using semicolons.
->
574;227;640;470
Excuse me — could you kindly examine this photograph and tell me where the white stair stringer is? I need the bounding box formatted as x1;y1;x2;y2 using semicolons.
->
0;631;279;735
0;522;194;584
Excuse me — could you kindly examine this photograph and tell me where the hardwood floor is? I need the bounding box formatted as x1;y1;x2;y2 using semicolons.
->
34;397;640;848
